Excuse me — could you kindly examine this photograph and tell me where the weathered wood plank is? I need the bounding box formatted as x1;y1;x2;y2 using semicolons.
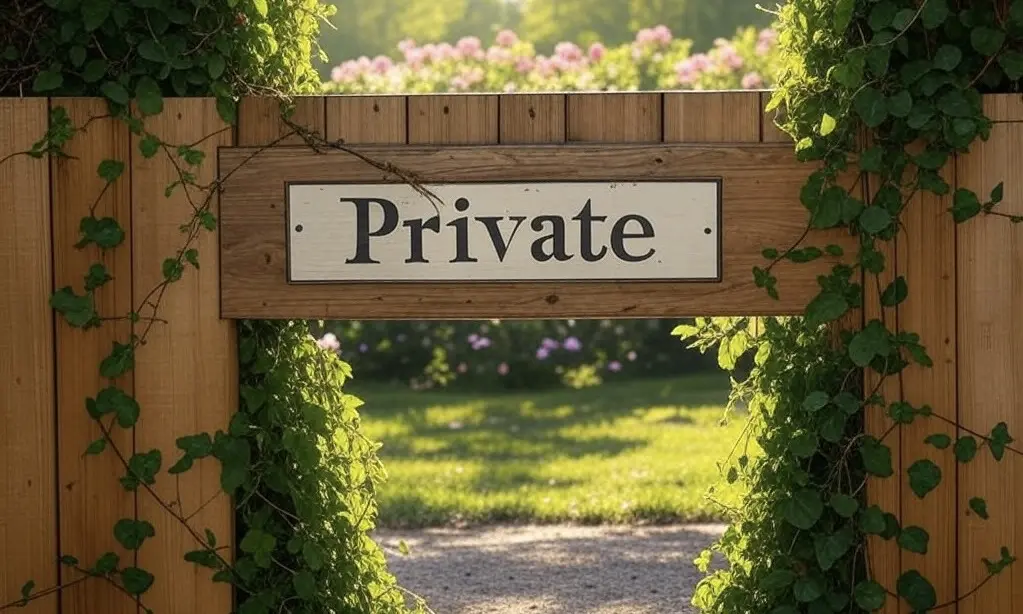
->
238;96;325;146
326;96;405;144
52;98;136;614
133;99;235;614
408;95;498;144
566;93;661;142
955;109;1023;614
0;97;57;614
664;91;760;143
219;143;844;319
499;94;565;144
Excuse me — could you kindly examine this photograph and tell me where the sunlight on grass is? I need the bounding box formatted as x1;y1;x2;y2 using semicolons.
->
350;374;752;528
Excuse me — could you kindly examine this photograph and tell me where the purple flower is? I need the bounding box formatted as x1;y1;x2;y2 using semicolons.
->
468;333;480;344
563;337;582;352
541;337;560;350
472;337;491;350
497;362;510;376
536;347;550;360
608;361;622;372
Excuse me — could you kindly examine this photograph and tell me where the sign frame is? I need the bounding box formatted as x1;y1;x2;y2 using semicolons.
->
282;178;725;285
218;142;848;320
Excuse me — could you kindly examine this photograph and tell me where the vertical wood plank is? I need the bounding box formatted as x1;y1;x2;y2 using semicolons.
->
956;111;1023;614
0;98;57;614
238;96;325;146
566;93;661;142
133;99;235;614
325;96;405;144
897;174;957;609
863;163;902;614
407;95;498;144
498;94;565;144
664;91;760;143
51;99;136;614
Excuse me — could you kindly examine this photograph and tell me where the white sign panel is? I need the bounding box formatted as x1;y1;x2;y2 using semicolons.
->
286;181;721;283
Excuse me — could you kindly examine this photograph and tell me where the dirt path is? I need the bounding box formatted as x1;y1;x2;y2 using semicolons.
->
374;524;726;614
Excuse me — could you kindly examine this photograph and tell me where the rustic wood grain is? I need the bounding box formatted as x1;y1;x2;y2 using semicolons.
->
760;91;789;144
0;98;57;614
566;93;661;142
326;96;406;144
664;91;760;143
132;99;235;614
955;110;1023;614
499;94;565;144
897;168;958;610
408;95;498;144
51;98;136;614
238;96;325;146
218;143;846;319
862;168;903;614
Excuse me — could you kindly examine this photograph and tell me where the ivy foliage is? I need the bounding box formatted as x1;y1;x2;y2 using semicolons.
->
2;1;425;613
686;1;1022;613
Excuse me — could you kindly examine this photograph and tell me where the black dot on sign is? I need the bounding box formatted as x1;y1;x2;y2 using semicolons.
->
704;227;712;235
454;197;470;211
295;224;304;233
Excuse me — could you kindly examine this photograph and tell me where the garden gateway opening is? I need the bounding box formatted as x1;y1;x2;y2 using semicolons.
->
5;90;1020;613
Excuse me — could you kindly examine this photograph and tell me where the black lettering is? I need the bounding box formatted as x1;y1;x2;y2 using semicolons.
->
446;197;477;263
403;216;440;263
343;198;399;264
610;215;655;262
530;215;571;262
478;216;526;262
571;199;607;262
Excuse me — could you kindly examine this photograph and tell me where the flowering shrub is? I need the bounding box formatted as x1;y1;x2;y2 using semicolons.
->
322;25;780;94
313;319;718;391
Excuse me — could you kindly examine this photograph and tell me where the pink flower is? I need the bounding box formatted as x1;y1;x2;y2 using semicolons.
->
372;55;393;74
715;45;744;70
676;61;697;85
536;347;550;360
608;361;622;372
635;28;657;46
588;42;606;62
456;36;484;59
541;338;559;350
653;25;673;45
515;57;534;73
496;29;518;47
397;38;416;54
330;66;344;83
742;72;764;89
555;42;583;63
316;333;340;352
689;53;711;71
487;46;513;63
563;337;582;352
497;362;510;376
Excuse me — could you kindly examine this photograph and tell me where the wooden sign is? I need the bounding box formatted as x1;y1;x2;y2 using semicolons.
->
286;181;722;283
219;144;849;319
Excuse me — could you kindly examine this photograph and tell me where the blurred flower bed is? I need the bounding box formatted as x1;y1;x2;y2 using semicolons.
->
322;25;779;93
312;320;718;391
316;25;777;390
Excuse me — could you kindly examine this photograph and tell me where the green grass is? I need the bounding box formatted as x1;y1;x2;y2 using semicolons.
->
350;374;749;528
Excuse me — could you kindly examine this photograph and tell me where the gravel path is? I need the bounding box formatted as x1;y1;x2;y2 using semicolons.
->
374;524;726;614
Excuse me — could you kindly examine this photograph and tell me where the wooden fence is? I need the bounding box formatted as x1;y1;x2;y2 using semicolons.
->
0;92;1021;613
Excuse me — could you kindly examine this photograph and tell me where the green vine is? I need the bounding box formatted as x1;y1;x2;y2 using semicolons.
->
686;1;1021;613
2;1;424;613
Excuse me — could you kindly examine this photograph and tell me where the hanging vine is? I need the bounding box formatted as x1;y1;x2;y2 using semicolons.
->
686;0;1020;613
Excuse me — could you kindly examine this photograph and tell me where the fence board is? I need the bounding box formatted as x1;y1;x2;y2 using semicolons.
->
499;94;565;144
0;98;57;614
897;174;957;610
408;95;498;144
955;112;1023;614
325;96;405;144
132;99;235;614
864;173;902;614
237;96;325;146
566;93;661;142
51;98;136;614
665;91;760;143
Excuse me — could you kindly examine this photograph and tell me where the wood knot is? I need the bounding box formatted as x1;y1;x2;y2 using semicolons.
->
654;157;664;164
545;294;559;305
264;253;272;265
443;105;450;115
373;103;380;112
528;107;536;119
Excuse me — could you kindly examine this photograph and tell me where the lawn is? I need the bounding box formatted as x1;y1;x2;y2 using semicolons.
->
349;373;750;528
